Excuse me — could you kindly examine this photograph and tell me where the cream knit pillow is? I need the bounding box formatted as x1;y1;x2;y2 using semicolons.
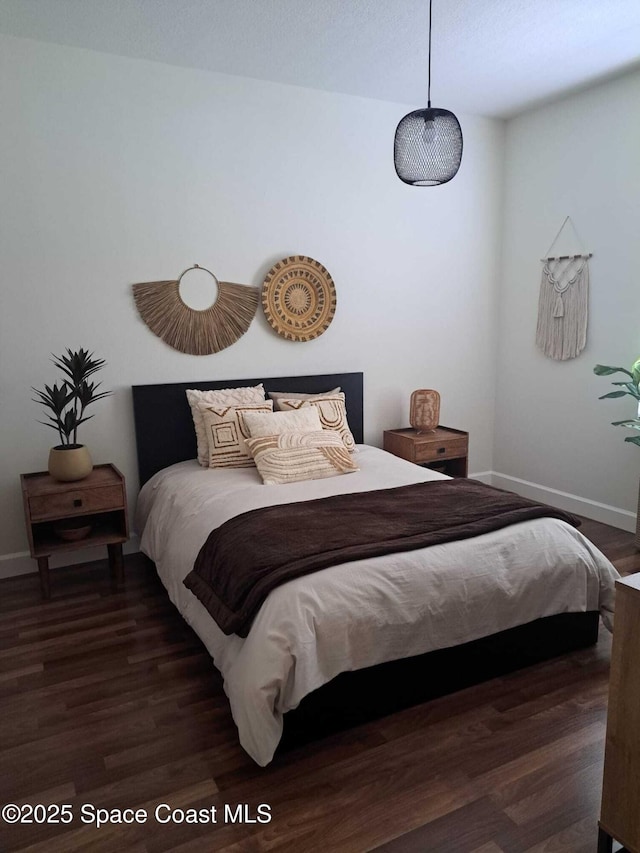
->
243;406;322;438
186;385;265;466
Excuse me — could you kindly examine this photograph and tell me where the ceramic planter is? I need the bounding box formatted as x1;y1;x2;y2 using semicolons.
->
48;445;93;482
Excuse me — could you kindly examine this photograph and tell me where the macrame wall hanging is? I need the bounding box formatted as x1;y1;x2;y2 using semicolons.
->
535;216;592;361
132;264;259;355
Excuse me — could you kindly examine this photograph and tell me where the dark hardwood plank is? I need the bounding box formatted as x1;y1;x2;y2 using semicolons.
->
0;517;637;852
372;797;518;853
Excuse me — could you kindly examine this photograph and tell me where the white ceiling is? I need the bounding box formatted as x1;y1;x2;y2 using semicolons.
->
1;0;640;118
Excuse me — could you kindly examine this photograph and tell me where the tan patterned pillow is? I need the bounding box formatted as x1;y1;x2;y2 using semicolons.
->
245;431;359;485
268;387;341;411
243;406;321;438
186;385;265;466
277;393;356;452
201;402;273;468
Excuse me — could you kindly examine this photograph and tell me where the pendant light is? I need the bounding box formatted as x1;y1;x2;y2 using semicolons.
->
394;0;463;186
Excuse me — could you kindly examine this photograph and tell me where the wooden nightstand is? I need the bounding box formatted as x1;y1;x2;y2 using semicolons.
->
598;573;640;853
21;463;129;599
383;426;469;477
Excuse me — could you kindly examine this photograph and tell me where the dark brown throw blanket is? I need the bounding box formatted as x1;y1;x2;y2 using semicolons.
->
184;479;580;637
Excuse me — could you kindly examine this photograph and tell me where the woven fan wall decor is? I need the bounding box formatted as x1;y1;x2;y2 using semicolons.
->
262;256;336;342
133;264;259;355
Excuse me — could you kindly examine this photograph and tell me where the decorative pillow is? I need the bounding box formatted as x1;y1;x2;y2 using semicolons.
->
243;406;322;438
200;402;273;469
277;393;356;452
268;387;341;411
245;431;359;485
186;385;265;466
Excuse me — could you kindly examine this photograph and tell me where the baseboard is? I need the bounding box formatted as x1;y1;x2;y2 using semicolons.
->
0;537;140;580
469;471;492;484
490;472;636;533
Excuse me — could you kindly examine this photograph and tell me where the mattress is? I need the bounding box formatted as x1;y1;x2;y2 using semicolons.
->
136;445;619;766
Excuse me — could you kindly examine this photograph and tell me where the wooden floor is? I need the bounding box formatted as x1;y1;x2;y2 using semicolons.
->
0;517;637;853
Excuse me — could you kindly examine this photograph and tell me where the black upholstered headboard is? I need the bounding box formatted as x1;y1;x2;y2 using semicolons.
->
132;372;364;486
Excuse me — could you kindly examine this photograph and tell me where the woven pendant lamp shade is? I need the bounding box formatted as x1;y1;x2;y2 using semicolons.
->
394;107;463;186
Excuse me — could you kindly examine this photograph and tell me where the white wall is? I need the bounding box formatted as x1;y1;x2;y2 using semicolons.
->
0;34;504;572
494;69;640;530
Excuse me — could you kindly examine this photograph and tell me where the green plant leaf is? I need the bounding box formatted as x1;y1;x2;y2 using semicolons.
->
593;364;634;377
624;435;640;446
37;420;66;433
611;419;640;430
72;414;95;431
52;348;106;385
35;348;110;444
74;380;112;409
598;391;628;399
61;409;79;438
607;381;640;399
32;382;74;415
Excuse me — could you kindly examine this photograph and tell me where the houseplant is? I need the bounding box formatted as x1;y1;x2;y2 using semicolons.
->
594;359;640;446
33;348;111;481
594;358;640;547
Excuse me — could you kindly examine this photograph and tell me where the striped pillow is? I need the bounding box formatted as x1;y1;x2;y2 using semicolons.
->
277;393;356;452
245;431;359;485
201;402;273;468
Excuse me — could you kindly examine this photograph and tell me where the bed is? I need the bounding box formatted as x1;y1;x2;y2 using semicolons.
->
133;372;618;766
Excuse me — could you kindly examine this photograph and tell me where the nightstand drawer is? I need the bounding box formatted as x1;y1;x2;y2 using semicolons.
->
29;485;124;521
414;438;468;464
383;427;469;477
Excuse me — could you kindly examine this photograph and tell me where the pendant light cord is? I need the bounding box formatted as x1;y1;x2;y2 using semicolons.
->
427;0;432;108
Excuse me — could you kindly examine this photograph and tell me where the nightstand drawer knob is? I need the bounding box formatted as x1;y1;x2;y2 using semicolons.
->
73;498;83;507
437;447;446;454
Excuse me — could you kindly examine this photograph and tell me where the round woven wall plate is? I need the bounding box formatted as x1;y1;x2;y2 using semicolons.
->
262;256;336;341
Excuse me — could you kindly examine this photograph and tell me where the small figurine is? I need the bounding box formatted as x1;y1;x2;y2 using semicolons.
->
410;389;440;433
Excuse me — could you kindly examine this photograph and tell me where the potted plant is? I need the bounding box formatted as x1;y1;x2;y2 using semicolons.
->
594;359;640;444
32;348;112;481
594;358;640;547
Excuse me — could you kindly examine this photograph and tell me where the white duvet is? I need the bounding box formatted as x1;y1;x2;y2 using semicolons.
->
136;445;619;766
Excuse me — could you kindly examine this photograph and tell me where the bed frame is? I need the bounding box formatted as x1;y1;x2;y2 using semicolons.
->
132;371;364;486
131;371;599;752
